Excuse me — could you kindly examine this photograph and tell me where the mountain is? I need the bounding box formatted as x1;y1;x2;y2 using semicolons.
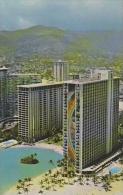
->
0;25;76;58
0;25;123;60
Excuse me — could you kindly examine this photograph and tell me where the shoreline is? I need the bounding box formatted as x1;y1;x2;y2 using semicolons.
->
3;143;123;195
3;143;63;195
4;167;62;195
11;142;63;155
4;173;123;195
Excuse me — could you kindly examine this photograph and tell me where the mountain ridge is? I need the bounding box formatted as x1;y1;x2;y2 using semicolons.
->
0;25;123;60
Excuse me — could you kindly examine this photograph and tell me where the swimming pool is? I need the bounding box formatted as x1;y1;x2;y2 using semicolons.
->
0;147;62;194
109;166;122;175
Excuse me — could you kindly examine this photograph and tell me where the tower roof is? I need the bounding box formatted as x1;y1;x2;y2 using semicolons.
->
0;66;8;71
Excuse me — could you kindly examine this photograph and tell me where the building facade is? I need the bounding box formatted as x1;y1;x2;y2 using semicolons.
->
18;82;63;142
54;60;69;81
8;73;41;117
0;66;8;122
63;70;119;173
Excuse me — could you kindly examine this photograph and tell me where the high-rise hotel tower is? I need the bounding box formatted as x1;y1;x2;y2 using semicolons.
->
18;82;63;142
54;60;69;82
8;73;41;117
0;66;8;122
63;70;119;173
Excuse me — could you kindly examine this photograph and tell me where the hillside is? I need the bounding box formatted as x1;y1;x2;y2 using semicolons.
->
0;25;123;60
0;26;76;58
0;26;123;76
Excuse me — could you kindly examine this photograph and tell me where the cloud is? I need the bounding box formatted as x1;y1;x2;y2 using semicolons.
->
83;0;104;7
0;0;122;31
20;0;44;7
18;17;34;29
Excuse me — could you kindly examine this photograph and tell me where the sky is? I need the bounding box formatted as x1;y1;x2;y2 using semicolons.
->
0;0;123;31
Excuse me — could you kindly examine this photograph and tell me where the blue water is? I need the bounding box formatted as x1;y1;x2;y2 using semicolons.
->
110;167;122;175
0;147;62;195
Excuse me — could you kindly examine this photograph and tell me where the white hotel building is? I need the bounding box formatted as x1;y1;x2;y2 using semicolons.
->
18;82;63;142
54;60;69;82
63;70;119;173
0;66;8;122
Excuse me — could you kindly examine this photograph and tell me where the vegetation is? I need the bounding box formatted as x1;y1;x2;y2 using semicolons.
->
118;124;123;148
119;156;123;164
37;158;123;194
118;124;123;139
16;153;123;194
21;55;54;79
0;124;18;143
43;131;63;146
16;177;32;195
0;26;123;80
38;164;75;193
20;153;39;164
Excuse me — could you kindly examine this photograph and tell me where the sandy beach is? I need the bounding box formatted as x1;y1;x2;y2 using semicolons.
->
4;175;123;195
90;181;123;195
4;143;63;195
3;143;123;195
11;142;63;155
3;176;97;195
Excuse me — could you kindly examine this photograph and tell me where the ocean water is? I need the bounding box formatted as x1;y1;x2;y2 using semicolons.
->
0;147;62;195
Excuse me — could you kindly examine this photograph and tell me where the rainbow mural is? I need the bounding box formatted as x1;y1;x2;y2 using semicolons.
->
68;90;76;160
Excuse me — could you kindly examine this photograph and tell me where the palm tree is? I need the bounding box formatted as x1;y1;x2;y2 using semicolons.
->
44;177;48;183
24;178;28;183
48;169;52;175
39;190;43;194
16;185;22;194
34;153;37;157
109;171;112;178
17;179;25;190
31;154;34;159
93;174;98;184
86;175;89;181
18;179;22;184
24;187;29;195
39;179;44;190
27;177;32;186
22;181;26;189
57;160;61;164
49;159;54;165
16;185;21;190
56;170;60;178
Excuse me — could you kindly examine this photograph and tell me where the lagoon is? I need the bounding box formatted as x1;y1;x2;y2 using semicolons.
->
0;147;62;195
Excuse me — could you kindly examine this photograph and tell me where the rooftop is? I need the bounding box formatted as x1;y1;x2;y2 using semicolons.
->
18;81;64;88
0;66;8;71
65;69;119;85
18;75;119;88
9;73;41;76
65;77;119;85
55;59;67;63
